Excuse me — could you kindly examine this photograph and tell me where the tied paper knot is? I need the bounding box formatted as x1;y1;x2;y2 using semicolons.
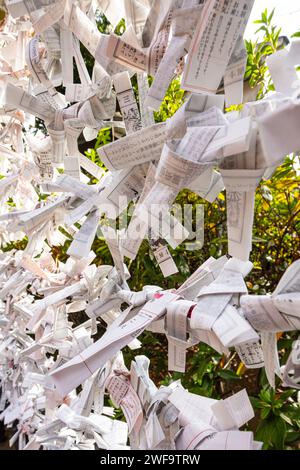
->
239;259;300;388
241;295;300;333
106;371;143;434
166;299;197;373
86;266;160;320
171;387;258;450
283;338;300;389
189;257;258;348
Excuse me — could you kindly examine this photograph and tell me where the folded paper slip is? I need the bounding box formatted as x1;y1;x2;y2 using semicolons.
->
50;292;180;396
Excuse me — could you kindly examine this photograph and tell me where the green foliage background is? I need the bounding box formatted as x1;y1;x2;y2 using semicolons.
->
2;9;300;449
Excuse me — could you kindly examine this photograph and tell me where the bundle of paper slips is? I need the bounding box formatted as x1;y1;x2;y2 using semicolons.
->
0;0;299;450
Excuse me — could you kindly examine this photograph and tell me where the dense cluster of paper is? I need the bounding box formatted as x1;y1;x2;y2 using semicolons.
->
0;0;299;450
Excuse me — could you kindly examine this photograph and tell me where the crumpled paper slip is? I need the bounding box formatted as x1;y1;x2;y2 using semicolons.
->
0;254;129;449
282;336;300;389
45;258;300;394
1;246;300;451
112;355;262;451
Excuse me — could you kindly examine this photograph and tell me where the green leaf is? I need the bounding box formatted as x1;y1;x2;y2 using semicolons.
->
285;431;300;444
250;397;263;409
261;407;271;419
217;370;241;381
282;407;300;420
268;9;275;24
261;9;268;24
259;388;275;404
280;413;294;427
256;416;287;450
